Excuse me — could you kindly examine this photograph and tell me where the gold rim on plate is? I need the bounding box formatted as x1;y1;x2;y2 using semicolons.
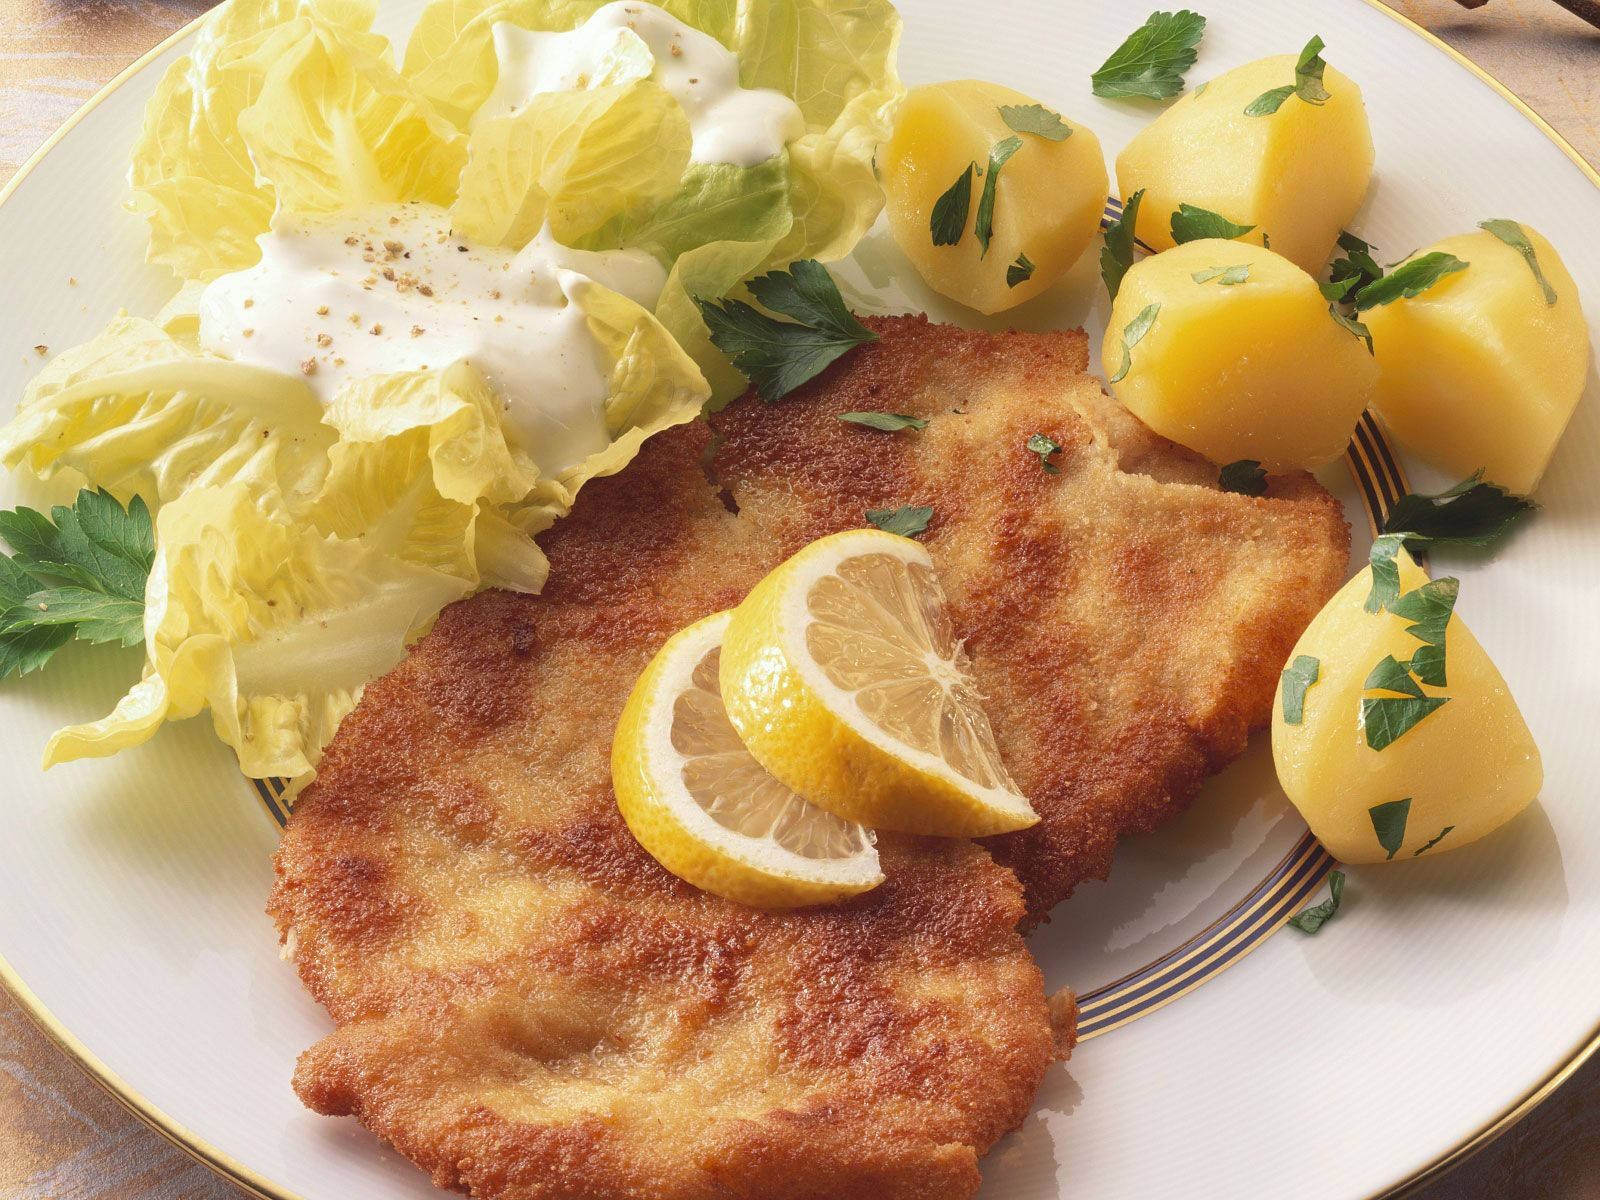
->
0;4;1597;1199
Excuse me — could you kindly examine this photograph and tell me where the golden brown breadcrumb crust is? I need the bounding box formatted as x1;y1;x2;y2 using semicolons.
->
271;317;1348;1199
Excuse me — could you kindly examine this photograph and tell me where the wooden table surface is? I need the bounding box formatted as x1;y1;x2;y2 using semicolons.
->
1;1;1598;1197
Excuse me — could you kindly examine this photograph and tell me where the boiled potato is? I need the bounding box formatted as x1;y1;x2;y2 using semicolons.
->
1273;546;1541;864
1116;54;1374;274
1366;226;1589;495
880;80;1108;314
1101;239;1377;471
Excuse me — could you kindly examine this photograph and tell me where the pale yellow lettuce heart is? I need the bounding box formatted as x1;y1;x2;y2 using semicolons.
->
44;482;469;781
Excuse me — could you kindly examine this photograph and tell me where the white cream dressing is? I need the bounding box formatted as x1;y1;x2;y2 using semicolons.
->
197;203;668;476
476;1;805;167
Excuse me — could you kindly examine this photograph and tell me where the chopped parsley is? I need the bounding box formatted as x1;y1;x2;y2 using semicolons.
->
1354;252;1469;311
1091;10;1208;101
1245;35;1331;115
1193;264;1251;286
1170;203;1256;244
1326;230;1385;301
1381;472;1535;550
1219;458;1267;495
1007;252;1037;288
1329;304;1374;354
1364;533;1407;613
696;261;877;401
1108;302;1160;385
0;488;153;680
1026;433;1064;473
1101;188;1145;301
930;164;975;246
838;412;927;432
1368;798;1412;861
1479;218;1558;305
1287;870;1345;933
1414;826;1456;857
866;505;934;539
1000;103;1072;141
975;136;1023;257
1279;654;1320;725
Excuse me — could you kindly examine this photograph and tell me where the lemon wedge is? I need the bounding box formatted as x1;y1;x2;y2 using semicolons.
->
720;529;1038;837
613;610;883;908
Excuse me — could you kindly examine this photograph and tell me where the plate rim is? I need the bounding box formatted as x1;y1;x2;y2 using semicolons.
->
1;3;1596;1198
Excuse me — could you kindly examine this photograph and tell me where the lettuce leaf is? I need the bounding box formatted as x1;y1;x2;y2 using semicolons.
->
407;0;901;400
452;79;691;249
127;0;465;281
0;317;334;510
44;482;469;780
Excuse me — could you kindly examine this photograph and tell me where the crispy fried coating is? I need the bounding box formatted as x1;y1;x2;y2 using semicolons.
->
271;317;1348;1198
709;316;1349;916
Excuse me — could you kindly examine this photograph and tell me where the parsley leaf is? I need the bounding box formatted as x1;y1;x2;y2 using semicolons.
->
1000;103;1072;141
1091;10;1207;101
1026;433;1063;473
1364;533;1408;613
1219;459;1267;495
1382;472;1536;550
838;412;927;432
1101;189;1145;301
1354;252;1470;310
1279;654;1320;725
1364;654;1425;698
1193;264;1251;286
1479;218;1557;305
1170;203;1256;244
1288;869;1345;934
697;261;878;402
0;488;153;679
866;505;933;539
1246;35;1331;115
1414;826;1456;857
1244;85;1295;117
1108;302;1160;385
1329;304;1374;353
1389;577;1459;685
1327;230;1385;298
1007;252;1036;288
1362;694;1449;752
1368;798;1412;860
931;164;975;246
975;136;1023;257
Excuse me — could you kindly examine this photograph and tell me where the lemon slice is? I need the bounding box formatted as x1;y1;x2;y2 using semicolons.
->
612;611;883;908
720;528;1038;837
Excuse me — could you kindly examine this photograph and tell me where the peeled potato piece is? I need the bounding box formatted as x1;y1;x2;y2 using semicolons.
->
881;79;1109;314
1366;226;1589;495
1272;547;1541;864
1116;55;1374;274
1101;239;1377;471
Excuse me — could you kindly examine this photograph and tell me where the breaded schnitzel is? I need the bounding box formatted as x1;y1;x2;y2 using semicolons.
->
271;317;1348;1198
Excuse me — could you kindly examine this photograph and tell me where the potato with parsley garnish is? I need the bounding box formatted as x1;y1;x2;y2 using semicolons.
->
1364;222;1589;495
1272;538;1542;864
1115;38;1373;274
880;80;1108;314
1101;238;1377;471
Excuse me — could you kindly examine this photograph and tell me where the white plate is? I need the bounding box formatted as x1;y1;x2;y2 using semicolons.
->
1;2;1597;1198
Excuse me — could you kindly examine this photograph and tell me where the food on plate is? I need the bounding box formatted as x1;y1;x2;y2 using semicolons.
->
271;424;1060;1200
1115;37;1374;273
1101;238;1378;471
1090;9;1207;101
612;609;883;907
879;80;1108;313
1272;537;1542;863
721;528;1036;837
1364;222;1590;494
0;0;902;781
